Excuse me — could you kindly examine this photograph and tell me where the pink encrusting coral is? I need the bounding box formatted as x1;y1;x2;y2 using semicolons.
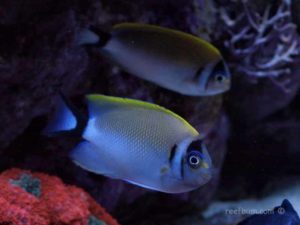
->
0;168;120;225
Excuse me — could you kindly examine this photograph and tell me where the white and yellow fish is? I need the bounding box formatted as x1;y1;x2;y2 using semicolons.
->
45;94;213;193
78;23;231;96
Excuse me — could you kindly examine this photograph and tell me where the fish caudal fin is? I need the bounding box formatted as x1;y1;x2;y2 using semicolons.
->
43;95;77;136
77;26;111;47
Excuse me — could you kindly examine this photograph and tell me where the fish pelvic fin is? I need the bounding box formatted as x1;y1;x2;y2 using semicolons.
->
77;26;111;47
43;94;85;136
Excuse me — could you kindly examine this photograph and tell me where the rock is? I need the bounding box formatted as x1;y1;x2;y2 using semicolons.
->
219;90;300;201
0;1;90;148
292;0;300;32
227;66;300;126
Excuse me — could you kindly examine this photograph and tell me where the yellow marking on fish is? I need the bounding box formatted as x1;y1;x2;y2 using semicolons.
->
113;23;221;56
201;162;209;169
160;166;169;174
86;94;199;135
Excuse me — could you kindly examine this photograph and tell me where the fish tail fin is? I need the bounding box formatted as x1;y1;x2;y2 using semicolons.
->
77;26;111;47
43;93;85;136
281;199;296;213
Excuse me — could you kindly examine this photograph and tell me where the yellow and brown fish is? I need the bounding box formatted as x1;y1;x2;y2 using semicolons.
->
78;23;231;96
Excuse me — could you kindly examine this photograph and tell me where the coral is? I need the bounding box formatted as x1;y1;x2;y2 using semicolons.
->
0;168;119;225
219;0;300;92
88;216;107;225
10;174;41;197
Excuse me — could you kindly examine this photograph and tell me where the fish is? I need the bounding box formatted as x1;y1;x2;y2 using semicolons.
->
238;199;300;225
78;23;231;96
203;179;300;219
44;94;213;193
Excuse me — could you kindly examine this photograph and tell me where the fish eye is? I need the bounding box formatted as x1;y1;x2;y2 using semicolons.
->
189;156;200;165
187;151;202;169
215;74;226;83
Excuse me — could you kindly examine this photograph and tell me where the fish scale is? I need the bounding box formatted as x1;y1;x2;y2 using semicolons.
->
84;108;192;182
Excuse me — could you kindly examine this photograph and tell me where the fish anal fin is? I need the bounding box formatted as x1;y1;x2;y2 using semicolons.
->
70;141;119;178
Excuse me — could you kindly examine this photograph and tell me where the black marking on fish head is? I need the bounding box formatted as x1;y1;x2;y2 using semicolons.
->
169;144;177;164
180;156;185;180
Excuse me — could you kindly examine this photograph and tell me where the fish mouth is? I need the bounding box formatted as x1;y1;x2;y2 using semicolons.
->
225;79;231;90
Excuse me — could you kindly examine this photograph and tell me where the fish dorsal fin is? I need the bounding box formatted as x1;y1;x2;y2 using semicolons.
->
281;199;297;214
113;23;220;56
86;94;194;129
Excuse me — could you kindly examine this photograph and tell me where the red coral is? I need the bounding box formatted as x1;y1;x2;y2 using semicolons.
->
87;194;120;225
0;168;120;225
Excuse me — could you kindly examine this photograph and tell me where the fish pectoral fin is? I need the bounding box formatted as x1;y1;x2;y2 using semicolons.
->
160;165;170;175
70;141;119;178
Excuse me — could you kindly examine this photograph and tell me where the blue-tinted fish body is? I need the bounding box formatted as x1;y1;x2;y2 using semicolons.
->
45;94;213;193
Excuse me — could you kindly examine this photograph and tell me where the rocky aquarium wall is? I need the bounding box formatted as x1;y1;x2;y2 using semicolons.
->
0;0;300;224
